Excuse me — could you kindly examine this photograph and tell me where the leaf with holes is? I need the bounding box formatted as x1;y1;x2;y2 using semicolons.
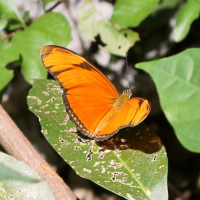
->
78;0;139;56
28;79;168;200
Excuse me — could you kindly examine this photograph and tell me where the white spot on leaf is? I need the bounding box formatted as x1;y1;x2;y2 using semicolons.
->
83;168;91;173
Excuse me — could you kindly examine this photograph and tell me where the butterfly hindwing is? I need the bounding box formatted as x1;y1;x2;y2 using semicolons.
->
93;98;151;140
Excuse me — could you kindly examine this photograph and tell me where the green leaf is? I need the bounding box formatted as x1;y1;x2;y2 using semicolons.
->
110;0;160;28
0;40;18;91
136;48;200;152
28;79;168;200
0;0;24;24
78;0;139;56
0;151;55;199
0;163;38;183
15;12;71;84
1;12;72;85
0;67;13;91
0;18;7;31
22;11;30;23
173;0;200;42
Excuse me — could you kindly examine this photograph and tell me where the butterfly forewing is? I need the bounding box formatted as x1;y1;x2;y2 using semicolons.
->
41;45;120;138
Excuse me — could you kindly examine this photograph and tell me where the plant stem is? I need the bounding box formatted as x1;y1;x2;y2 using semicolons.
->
0;105;78;200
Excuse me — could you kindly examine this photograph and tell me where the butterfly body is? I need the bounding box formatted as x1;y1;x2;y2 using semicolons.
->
41;45;151;141
95;89;130;134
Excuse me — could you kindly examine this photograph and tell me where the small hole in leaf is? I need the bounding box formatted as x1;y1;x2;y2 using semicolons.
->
152;155;158;161
94;34;107;47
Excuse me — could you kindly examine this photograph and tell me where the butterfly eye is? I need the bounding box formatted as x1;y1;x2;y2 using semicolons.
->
127;89;132;98
122;89;132;98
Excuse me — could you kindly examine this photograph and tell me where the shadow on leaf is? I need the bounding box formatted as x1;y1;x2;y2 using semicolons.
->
77;123;162;154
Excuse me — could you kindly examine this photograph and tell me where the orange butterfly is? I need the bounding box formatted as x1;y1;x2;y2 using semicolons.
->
40;45;151;141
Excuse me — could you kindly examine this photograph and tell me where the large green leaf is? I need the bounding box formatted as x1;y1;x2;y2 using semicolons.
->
14;12;71;84
136;48;200;152
0;151;55;199
28;79;168;200
173;0;200;42
78;0;139;56
110;0;160;28
0;12;72;85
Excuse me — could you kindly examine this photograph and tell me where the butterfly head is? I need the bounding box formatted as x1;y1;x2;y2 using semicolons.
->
123;89;132;99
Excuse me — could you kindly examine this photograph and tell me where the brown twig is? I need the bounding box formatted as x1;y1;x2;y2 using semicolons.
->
0;105;77;200
45;1;62;13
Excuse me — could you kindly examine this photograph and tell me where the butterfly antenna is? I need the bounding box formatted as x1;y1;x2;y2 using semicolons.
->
125;52;130;89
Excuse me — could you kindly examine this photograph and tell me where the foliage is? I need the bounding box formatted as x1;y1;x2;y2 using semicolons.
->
1;0;200;199
79;0;139;56
0;11;71;89
137;48;200;152
28;79;168;200
173;0;200;42
110;0;160;27
0;152;55;199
